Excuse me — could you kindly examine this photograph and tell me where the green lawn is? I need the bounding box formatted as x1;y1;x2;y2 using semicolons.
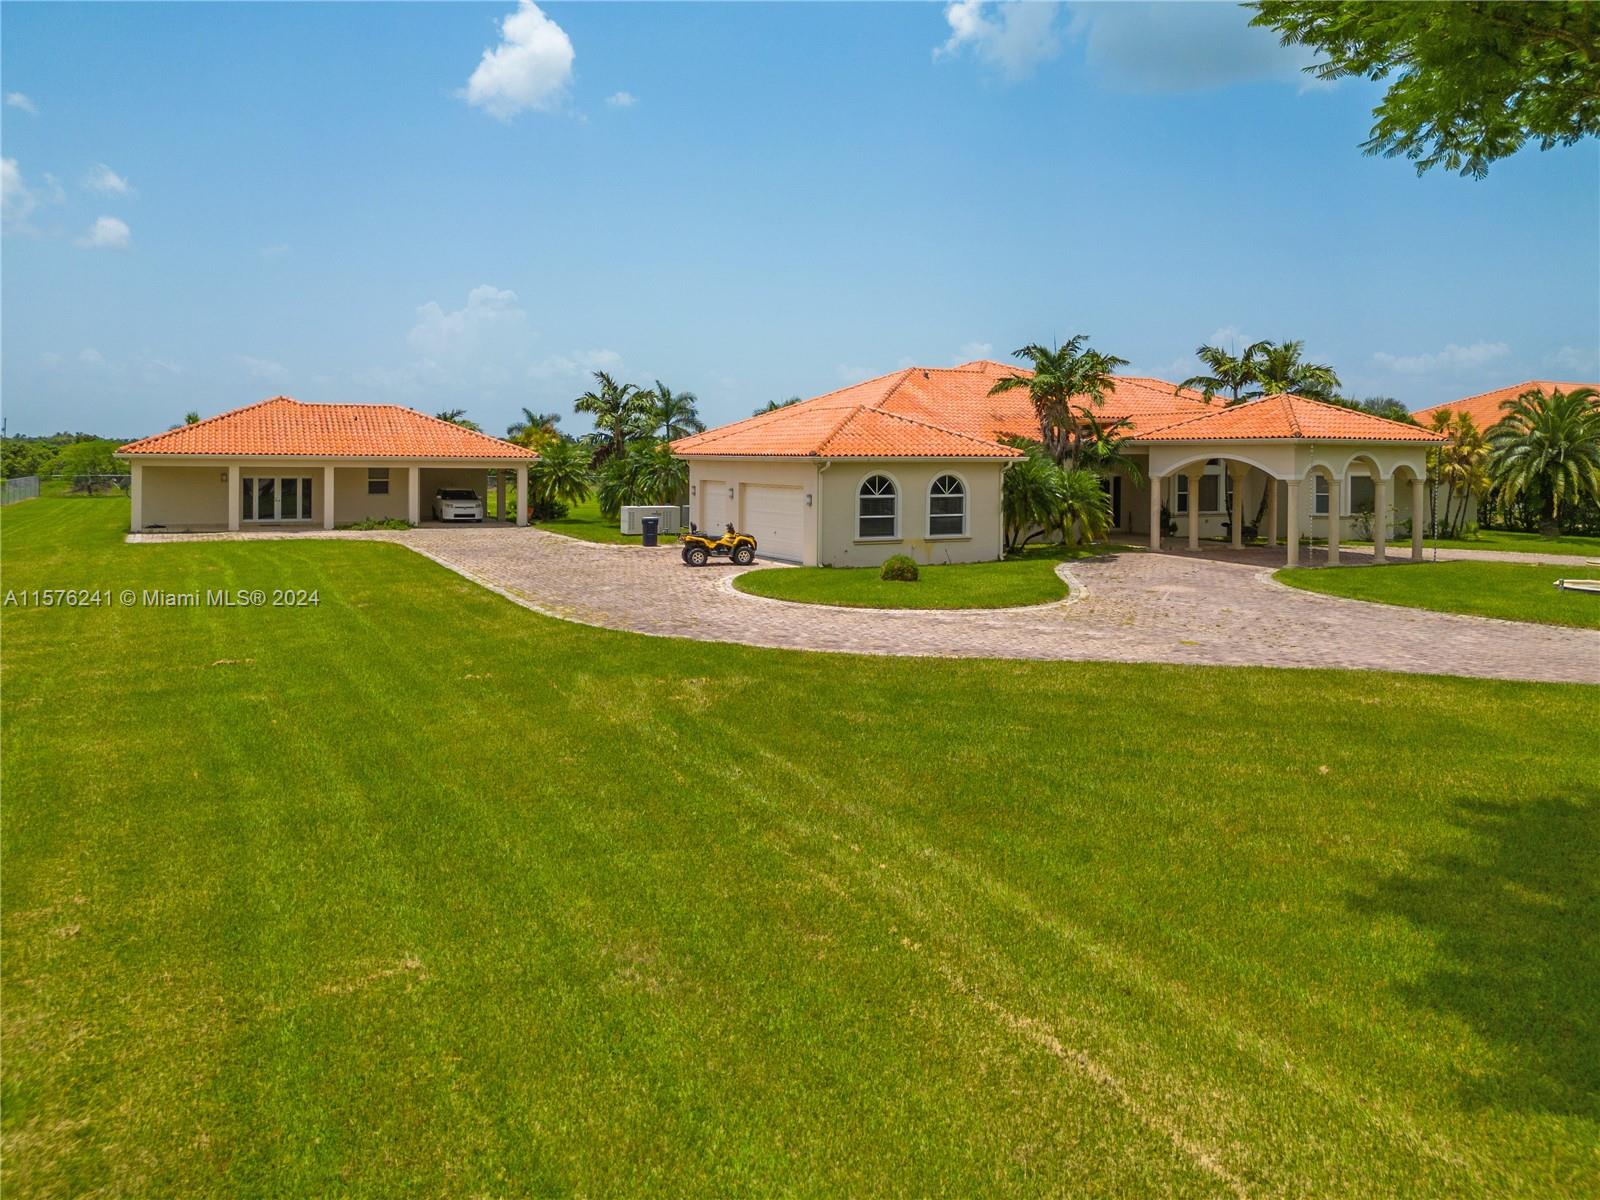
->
3;499;1597;1197
532;494;644;545
1351;530;1600;558
1278;560;1600;629
732;544;1113;609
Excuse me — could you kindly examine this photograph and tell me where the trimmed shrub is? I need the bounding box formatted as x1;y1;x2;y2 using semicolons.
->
880;554;919;582
528;498;569;521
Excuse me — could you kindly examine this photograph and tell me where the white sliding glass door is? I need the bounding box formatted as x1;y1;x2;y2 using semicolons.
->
242;475;313;522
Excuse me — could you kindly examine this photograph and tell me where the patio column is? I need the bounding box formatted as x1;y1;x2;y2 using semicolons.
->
1371;476;1387;562
1411;477;1426;560
1229;465;1249;549
515;464;529;526
1326;476;1342;565
406;466;421;525
129;463;143;532
1148;474;1164;551
1266;478;1279;546
323;465;336;530
496;470;508;523
1284;478;1300;566
1186;467;1204;551
227;464;241;531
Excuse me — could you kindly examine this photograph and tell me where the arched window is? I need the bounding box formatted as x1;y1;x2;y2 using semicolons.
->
928;474;966;536
857;474;898;539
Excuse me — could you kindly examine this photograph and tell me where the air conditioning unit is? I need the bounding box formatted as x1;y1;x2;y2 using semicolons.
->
619;505;682;535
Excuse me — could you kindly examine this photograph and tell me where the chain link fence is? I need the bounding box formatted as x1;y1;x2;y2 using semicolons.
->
2;475;41;505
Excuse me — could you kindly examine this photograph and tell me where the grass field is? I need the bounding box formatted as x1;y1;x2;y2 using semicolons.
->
1278;561;1600;629
1344;530;1600;558
3;499;1596;1197
533;495;644;544
731;544;1104;609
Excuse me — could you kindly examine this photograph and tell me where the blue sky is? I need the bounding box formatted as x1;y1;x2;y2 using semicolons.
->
3;1;1597;439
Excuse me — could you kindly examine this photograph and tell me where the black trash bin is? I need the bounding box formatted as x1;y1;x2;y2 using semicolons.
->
640;516;660;547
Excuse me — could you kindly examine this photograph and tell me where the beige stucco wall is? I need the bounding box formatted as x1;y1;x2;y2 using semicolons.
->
819;460;1006;567
688;459;821;562
140;464;231;529
332;466;409;523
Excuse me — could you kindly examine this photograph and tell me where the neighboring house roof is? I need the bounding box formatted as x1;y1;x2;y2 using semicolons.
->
671;360;1219;459
118;397;537;459
1139;393;1444;442
1410;380;1598;430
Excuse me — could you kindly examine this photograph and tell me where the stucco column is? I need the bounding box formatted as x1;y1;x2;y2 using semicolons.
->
1148;474;1164;551
1371;476;1387;562
227;464;241;531
1266;478;1279;546
1284;479;1300;567
496;470;508;523
406;465;421;525
515;465;529;526
1186;467;1204;551
1229;465;1249;549
322;465;336;530
1411;478;1426;560
129;463;143;532
1326;476;1342;565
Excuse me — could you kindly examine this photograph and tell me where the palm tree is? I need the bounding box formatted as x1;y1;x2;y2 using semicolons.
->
1436;413;1490;538
1077;411;1145;486
1058;467;1113;546
646;381;705;441
1177;340;1270;405
1001;442;1063;552
988;336;1129;467
596;439;688;517
434;408;482;431
526;437;591;518
573;372;648;466
754;396;803;416
1244;340;1342;401
184;410;201;425
507;407;562;443
1488;386;1600;536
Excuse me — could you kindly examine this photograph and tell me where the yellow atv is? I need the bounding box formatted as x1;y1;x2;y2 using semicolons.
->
681;523;758;567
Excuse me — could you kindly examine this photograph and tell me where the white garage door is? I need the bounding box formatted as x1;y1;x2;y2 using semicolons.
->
742;485;805;562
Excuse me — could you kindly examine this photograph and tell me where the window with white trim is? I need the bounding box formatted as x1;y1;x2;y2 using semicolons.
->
1314;476;1330;516
1348;475;1375;514
1172;462;1231;514
242;476;313;522
857;475;898;539
368;467;390;496
928;474;966;536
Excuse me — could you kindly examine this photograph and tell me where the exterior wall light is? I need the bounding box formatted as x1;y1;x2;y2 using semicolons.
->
805;493;813;507
726;487;734;499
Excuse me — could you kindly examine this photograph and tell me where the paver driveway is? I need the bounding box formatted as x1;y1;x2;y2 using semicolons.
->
130;526;1599;682
384;528;1598;684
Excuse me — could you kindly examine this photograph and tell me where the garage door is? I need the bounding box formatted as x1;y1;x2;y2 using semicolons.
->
743;485;805;562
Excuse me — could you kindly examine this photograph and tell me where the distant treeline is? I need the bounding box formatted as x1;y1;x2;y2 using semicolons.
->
2;434;130;480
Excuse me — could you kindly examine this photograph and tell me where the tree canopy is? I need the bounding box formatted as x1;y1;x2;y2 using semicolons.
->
1249;2;1600;178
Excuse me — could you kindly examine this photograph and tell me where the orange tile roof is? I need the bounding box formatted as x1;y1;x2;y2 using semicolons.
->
672;361;1219;458
1138;394;1445;442
1411;380;1598;430
118;397;537;459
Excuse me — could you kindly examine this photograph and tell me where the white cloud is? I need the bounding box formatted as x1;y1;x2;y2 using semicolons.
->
236;355;289;383
527;348;623;380
260;243;290;258
935;1;1063;80
408;284;526;356
2;158;37;228
1373;342;1510;374
79;347;106;366
86;163;133;195
1550;345;1600;375
461;1;575;120
1064;2;1326;93
605;91;637;108
76;215;132;250
6;92;37;115
957;341;994;361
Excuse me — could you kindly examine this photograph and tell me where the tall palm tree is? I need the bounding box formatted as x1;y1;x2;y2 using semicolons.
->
755;396;803;416
1177;340;1270;405
184;410;201;425
573;371;647;466
1245;340;1342;401
1077;411;1145;485
989;336;1129;467
1488;385;1600;536
1435;412;1490;538
507;407;563;442
434;408;482;431
646;381;705;441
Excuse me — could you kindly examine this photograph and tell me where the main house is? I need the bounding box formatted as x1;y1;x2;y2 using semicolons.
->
118;397;537;531
672;360;1442;567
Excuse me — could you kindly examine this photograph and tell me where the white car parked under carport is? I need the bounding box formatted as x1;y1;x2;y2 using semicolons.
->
431;488;484;522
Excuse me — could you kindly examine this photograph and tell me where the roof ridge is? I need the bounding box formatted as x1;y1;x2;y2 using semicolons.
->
856;407;1018;452
119;395;297;452
816;403;873;451
1282;391;1442;435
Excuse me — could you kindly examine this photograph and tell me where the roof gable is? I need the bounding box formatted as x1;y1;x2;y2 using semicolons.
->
1138;394;1444;443
118;397;537;459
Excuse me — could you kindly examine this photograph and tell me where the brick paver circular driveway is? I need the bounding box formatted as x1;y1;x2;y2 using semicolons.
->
378;527;1599;684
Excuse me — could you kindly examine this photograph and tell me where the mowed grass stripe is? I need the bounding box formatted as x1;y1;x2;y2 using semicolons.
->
1;499;1595;1197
